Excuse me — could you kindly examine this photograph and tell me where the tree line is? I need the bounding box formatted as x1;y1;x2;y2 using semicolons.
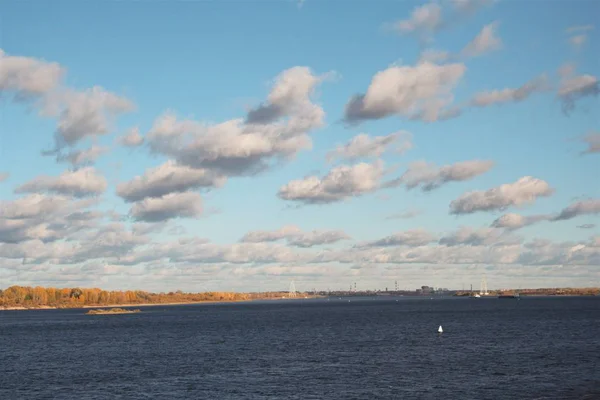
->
0;286;295;308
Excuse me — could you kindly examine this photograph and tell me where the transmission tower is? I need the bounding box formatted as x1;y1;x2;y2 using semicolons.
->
289;280;297;298
480;275;489;295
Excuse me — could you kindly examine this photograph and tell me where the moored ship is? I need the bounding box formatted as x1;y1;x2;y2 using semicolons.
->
498;293;520;299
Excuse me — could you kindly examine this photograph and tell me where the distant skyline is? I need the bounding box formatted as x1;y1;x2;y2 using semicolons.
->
0;0;598;292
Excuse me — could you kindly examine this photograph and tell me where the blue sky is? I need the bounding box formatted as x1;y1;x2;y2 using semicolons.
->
0;0;599;292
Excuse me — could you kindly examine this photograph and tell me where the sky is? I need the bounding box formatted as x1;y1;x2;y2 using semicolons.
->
0;0;599;293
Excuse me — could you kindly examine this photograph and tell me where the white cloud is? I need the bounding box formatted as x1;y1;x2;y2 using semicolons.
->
491;213;550;230
0;194;100;244
45;86;135;148
246;66;330;124
581;132;600;154
450;176;554;214
146;66;330;176
240;225;350;247
326;131;412;162
439;226;521;246
385;159;494;191
360;229;436;247
117;160;226;202
15;167;107;197
0;49;64;98
1;49;134;161
557;64;599;113
517;238;600;266
129;192;203;222
462;22;502;57
0;194;81;220
55;145;109;167
391;3;443;39
553;199;600;221
240;225;302;243
344;61;466;123
385;209;422;220
278;160;385;204
471;75;548;107
119;127;144;147
2;216;599;290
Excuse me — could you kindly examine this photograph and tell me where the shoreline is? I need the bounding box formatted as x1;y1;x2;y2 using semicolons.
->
0;297;305;311
2;294;596;311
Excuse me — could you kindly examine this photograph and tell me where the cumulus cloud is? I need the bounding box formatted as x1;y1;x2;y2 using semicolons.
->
119;127;144;147
450;176;554;214
15;167;107;197
246;66;332;124
0;49;64;99
130;192;203;222
146;66;329;176
0;194;100;244
581;132;600;154
517;238;600;266
2;217;599;288
344;62;465;123
557;64;599;113
385;159;494;191
0;172;9;183
240;225;302;243
1;194;80;220
471;75;548;107
439;227;521;246
44;86;135;148
240;225;350;247
491;213;550;230
326;131;412;162
359;229;436;247
117;160;226;202
462;22;502;57
53;145;109;167
390;3;443;40
553;199;600;221
1;49;135;159
278;161;385;204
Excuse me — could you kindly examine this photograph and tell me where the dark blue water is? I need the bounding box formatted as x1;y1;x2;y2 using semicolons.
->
1;297;599;399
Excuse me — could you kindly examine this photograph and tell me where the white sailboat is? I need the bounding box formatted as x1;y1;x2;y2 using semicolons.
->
469;284;481;298
438;325;443;333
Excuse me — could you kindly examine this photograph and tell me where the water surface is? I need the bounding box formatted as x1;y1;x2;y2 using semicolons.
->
1;296;599;399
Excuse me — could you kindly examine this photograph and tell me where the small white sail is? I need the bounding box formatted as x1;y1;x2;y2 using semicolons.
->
438;325;443;333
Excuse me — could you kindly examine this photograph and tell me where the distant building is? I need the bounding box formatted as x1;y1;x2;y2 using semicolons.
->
417;285;434;294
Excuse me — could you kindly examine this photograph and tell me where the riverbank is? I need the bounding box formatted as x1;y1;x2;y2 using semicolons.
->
0;296;319;311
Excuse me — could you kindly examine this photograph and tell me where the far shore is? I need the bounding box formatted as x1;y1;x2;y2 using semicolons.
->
0;297;305;311
2;293;596;311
